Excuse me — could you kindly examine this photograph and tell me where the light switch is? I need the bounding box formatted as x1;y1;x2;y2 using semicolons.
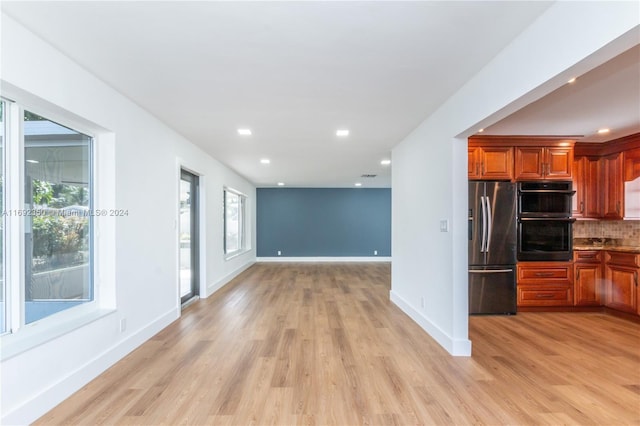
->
440;220;449;232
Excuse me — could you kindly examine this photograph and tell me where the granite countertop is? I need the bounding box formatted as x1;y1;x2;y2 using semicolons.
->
574;238;640;254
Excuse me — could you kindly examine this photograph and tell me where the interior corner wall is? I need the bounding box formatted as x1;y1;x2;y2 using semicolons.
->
391;1;639;356
1;14;256;425
256;188;391;257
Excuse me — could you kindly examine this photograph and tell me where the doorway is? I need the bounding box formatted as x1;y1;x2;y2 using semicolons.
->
179;169;199;306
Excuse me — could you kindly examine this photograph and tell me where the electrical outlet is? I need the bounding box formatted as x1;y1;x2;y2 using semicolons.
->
374;250;378;255
439;220;449;232
277;250;281;256
119;318;127;332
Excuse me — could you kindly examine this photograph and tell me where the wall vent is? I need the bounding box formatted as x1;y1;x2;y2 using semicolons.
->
360;174;377;178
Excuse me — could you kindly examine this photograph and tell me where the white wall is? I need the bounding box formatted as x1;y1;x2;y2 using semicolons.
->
1;14;256;424
391;1;639;356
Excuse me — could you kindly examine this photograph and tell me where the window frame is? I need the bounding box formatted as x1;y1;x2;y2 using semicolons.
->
1;100;6;334
223;187;247;258
0;94;114;360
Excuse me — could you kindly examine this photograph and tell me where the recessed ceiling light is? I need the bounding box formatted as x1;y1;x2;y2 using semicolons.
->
336;129;349;137
26;159;39;164
354;182;362;187
260;158;270;164
237;128;252;136
380;159;391;166
277;182;285;186
597;128;610;134
567;77;577;84
478;128;484;133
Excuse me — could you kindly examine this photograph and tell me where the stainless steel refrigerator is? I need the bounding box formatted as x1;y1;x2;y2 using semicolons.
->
468;181;517;314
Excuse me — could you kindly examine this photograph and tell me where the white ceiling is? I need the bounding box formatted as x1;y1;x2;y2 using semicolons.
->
482;43;640;143
11;1;631;188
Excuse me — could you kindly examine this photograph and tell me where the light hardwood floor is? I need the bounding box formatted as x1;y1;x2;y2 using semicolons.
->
35;262;640;425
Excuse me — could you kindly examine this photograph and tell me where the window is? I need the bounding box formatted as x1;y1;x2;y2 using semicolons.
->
224;189;246;255
1;101;5;333
1;100;94;334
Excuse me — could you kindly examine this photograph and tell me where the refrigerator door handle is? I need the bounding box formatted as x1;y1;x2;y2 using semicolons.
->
480;196;487;252
486;195;493;252
469;269;514;274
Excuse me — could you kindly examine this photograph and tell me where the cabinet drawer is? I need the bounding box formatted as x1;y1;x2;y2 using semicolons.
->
574;250;602;263
606;251;640;268
517;262;572;284
518;286;573;306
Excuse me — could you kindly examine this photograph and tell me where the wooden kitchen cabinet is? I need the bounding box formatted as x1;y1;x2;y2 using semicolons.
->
572;156;601;218
604;251;639;314
602;153;624;220
517;262;573;307
468;146;513;180
625;147;640;181
572;157;585;217
515;146;573;181
573;250;602;306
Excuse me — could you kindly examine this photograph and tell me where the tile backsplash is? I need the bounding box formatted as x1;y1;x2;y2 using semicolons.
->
574;220;640;240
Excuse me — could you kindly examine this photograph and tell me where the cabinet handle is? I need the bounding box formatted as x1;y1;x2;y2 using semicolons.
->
616;201;621;215
635;271;638;287
476;163;480;175
576;269;580;281
580;201;584;213
534;272;555;277
482;162;485;175
536;294;555;298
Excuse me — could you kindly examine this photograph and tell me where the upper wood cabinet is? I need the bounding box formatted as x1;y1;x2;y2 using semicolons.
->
572;156;601;218
515;146;573;181
624;147;640;219
468;146;513;180
468;136;575;182
602;152;624;220
624;147;640;181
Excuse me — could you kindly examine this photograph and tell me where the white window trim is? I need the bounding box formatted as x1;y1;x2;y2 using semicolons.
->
0;89;116;360
223;187;248;260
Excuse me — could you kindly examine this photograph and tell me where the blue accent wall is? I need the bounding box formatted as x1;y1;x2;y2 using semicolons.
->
257;188;391;257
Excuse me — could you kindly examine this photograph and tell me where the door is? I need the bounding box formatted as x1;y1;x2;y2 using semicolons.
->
468;182;485;266
179;170;199;305
484;181;517;266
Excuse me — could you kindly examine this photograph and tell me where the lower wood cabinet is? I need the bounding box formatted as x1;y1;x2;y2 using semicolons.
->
574;250;602;306
517;252;640;314
604;251;639;314
517;262;573;307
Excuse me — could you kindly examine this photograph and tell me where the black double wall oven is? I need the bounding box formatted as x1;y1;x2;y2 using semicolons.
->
517;181;575;261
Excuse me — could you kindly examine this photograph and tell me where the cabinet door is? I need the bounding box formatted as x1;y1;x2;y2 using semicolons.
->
602;153;624;220
584;157;602;218
604;264;637;313
468;147;480;179
624;147;640;181
546;147;573;180
515;147;545;180
572;157;585;217
479;147;513;180
574;264;602;306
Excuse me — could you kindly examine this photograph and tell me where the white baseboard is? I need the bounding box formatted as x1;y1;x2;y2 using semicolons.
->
257;256;392;263
2;308;179;425
205;259;255;297
390;290;471;356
